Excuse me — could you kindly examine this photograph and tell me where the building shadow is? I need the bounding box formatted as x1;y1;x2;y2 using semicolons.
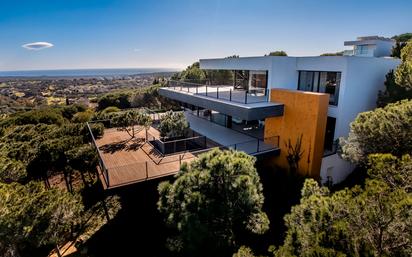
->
81;178;174;257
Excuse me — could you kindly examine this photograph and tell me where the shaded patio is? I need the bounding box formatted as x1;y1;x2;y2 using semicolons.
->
185;112;279;155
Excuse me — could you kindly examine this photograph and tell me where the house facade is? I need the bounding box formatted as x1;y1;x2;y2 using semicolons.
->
159;36;400;184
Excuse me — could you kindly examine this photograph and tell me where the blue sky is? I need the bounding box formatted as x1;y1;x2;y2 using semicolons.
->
1;0;411;71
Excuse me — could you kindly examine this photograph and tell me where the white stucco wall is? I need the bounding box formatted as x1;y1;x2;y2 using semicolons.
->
320;154;356;185
199;54;400;184
296;56;347;71
335;57;400;138
374;41;395;57
200;56;272;71
320;56;399;184
270;57;298;90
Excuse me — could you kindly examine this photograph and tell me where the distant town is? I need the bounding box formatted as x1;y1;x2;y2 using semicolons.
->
0;72;174;112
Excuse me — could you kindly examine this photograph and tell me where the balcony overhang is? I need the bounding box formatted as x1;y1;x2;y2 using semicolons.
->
159;87;284;120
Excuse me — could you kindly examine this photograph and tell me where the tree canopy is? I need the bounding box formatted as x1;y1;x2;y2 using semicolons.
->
320;51;344;56
0;106;103;190
274;171;412;257
340;100;412;164
395;40;412;89
158;149;269;256
0;181;83;257
97;84;178;111
111;110;152;138
266;51;288;56
391;33;412;58
377;70;412;107
158;111;189;138
172;61;234;85
97;91;131;110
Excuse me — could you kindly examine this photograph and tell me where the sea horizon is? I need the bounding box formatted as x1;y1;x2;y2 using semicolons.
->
0;67;180;78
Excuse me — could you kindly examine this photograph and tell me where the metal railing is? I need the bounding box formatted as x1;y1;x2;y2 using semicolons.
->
221;136;280;155
167;80;269;104
87;115;280;189
146;130;207;156
86;122;110;187
99;158;191;189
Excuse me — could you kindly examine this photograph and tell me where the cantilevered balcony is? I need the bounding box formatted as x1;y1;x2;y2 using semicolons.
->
159;80;284;121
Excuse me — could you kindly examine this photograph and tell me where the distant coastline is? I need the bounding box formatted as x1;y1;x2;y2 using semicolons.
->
0;68;180;78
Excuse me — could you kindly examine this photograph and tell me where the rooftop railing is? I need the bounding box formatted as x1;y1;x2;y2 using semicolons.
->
167;80;269;104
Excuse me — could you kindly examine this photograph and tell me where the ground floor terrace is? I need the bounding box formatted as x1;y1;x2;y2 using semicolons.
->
93;126;205;189
89;113;280;189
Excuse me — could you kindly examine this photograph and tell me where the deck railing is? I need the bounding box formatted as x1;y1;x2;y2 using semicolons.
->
87;114;280;189
167;80;269;104
91;135;280;189
146;130;207;156
221;136;280;155
86;122;110;187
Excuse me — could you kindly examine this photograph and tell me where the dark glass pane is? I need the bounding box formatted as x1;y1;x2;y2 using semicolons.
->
319;72;340;105
324;117;336;153
298;71;314;91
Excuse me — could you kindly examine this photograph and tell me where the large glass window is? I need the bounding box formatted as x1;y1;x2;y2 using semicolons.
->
298;71;314;91
319;72;340;105
249;71;268;96
298;71;341;106
355;45;369;55
210;111;227;127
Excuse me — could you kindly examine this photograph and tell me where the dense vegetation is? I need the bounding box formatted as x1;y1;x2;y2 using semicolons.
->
274;161;411;257
158;150;269;256
378;39;412;107
377;70;412;107
391;33;412;58
320;51;344;56
158;110;189;138
340;100;412;164
265;51;288;56
172;62;234;85
96;83;179;111
0;181;83;256
0;105;99;184
395;39;412;89
0;104;120;257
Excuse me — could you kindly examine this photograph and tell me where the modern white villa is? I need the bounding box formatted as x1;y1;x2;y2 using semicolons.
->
160;36;400;184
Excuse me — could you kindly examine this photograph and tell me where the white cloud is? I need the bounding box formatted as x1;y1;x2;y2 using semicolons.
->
22;42;54;50
133;48;142;52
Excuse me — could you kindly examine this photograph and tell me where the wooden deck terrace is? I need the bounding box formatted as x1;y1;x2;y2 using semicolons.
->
94;126;209;189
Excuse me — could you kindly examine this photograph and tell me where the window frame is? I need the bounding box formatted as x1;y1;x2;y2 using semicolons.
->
297;70;341;106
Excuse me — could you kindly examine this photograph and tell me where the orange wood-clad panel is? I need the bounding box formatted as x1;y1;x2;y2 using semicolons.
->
264;89;329;179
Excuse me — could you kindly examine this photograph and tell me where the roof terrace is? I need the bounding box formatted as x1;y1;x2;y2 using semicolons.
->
159;80;284;120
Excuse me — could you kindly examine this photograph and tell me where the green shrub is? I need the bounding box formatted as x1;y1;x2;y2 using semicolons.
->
100;106;120;114
89;123;104;138
11;109;65;126
97;92;131;110
72;110;93;123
